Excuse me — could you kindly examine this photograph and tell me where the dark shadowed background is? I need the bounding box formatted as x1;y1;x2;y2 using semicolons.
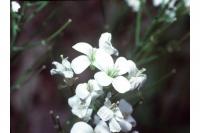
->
11;1;190;133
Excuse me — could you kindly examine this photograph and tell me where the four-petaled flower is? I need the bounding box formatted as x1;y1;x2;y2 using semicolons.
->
68;95;93;122
97;98;133;132
75;79;103;104
71;32;118;74
94;55;131;93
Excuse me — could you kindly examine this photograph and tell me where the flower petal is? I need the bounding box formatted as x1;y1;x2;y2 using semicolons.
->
126;115;136;127
71;55;90;74
109;118;121;132
83;108;93;122
52;61;65;71
99;32;119;56
118;119;132;132
75;83;90;100
71;108;87;119
112;76;131;93
94;72;112;86
70;122;94;133
129;74;147;90
94;121;110;133
119;99;133;114
88;79;102;91
97;106;113;121
127;60;138;76
114;57;129;75
68;95;81;108
62;57;71;68
114;107;124;119
72;42;93;56
94;49;114;71
62;71;74;78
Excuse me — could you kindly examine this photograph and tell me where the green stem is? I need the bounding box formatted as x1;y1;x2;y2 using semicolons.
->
135;7;142;47
46;19;72;43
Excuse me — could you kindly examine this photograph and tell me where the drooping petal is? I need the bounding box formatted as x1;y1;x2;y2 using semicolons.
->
71;55;90;74
119;99;133;114
94;72;113;86
99;32;119;56
112;76;131;93
72;42;93;56
118;119;132;132
126;115;136;127
94;121;110;133
127;60;138;76
75;83;90;100
109;118;121;132
94;49;114;71
114;57;129;75
70;122;94;133
62;57;71;68
68;95;81;108
129;74;147;90
97;106;113;121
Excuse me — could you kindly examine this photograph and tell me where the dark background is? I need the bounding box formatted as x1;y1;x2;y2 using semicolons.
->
11;1;190;133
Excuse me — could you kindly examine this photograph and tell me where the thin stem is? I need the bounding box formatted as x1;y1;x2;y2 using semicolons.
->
46;19;72;43
49;110;64;133
135;6;142;47
11;65;46;91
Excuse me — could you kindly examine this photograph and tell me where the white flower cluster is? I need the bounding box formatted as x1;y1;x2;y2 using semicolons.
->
11;1;20;13
125;0;190;23
50;32;146;133
153;0;178;22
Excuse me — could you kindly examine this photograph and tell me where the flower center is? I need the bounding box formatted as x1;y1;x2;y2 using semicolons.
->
107;68;119;78
88;48;96;63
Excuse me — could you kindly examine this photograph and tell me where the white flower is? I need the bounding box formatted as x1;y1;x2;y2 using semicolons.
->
99;32;119;56
119;99;137;131
75;79;103;102
94;55;131;93
68;95;93;121
11;1;20;12
70;121;110;133
153;0;170;7
70;121;94;133
50;55;74;78
125;0;141;12
153;0;177;22
127;60;147;90
71;32;118;74
97;98;133;132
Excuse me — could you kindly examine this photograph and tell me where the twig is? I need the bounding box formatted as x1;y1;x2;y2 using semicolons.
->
49;110;64;133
